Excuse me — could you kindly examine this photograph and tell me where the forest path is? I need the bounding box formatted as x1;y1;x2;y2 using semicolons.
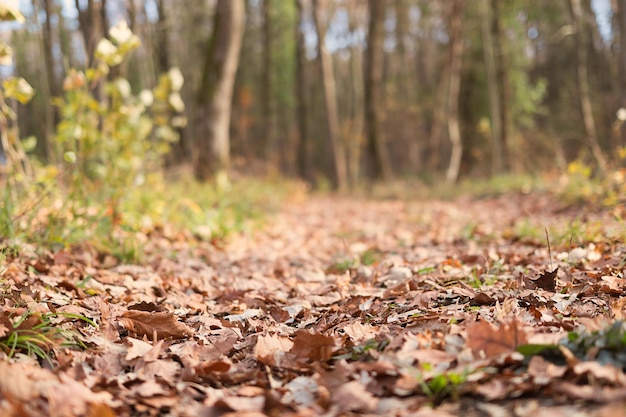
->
1;192;625;416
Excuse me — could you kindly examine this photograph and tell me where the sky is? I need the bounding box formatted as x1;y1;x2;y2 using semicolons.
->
0;0;617;49
593;0;613;41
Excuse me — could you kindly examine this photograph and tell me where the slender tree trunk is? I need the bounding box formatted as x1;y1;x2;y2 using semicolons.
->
394;0;420;171
194;0;245;187
445;0;465;184
295;0;311;183
75;0;106;101
347;0;364;185
491;0;510;171
155;0;171;72
617;0;626;146
364;0;392;181
100;0;108;36
74;0;101;67
428;53;450;172
41;0;61;162
394;0;414;102
570;0;608;173
127;0;137;32
481;0;504;174
261;0;275;160
155;0;187;164
313;0;348;191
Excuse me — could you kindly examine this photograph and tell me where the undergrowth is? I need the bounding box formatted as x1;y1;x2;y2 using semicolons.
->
0;18;293;263
0;310;96;365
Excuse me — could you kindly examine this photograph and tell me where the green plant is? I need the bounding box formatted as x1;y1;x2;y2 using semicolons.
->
416;365;469;404
335;338;390;362
0;310;95;365
0;14;291;257
54;22;183;226
360;248;382;266
0;7;36;241
328;258;357;274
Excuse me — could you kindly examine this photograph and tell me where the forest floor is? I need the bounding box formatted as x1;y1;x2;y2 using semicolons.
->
1;190;626;416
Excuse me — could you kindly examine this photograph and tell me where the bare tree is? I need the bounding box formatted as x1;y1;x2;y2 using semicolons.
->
481;0;504;174
74;0;106;67
346;0;365;185
617;0;626;147
194;0;246;186
40;0;61;161
313;0;348;191
261;0;275;159
570;0;608;173
295;0;311;183
445;0;465;183
364;0;392;181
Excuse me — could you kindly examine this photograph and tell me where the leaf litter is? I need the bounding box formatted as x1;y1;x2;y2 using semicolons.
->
1;192;626;416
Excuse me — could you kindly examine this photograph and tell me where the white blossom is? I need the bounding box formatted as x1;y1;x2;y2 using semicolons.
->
95;39;117;57
139;90;154;107
115;78;131;98
168;67;184;91
109;21;134;45
168;93;185;113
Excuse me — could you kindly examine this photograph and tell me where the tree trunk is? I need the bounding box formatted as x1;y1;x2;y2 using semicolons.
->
570;0;608;173
347;0;364;185
481;0;504;174
261;0;275;160
428;49;450;172
394;0;414;102
364;0;392;182
74;0;102;67
617;0;626;147
194;0;245;187
41;0;61;162
445;0;465;184
491;0;510;172
155;0;171;73
313;0;348;191
295;0;312;184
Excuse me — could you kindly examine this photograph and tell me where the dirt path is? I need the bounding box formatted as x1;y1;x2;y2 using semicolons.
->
1;193;625;416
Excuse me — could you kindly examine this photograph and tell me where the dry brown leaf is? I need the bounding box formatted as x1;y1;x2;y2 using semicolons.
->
125;337;153;361
553;382;626;402
119;310;192;340
254;334;294;366
333;381;379;413
527;355;567;382
290;330;337;363
215;395;265;412
573;361;626;385
88;403;118;417
466;319;528;358
524;268;558;292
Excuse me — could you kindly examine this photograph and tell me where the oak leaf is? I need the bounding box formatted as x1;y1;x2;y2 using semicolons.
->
467;319;528;358
119;311;192;340
290;330;337;362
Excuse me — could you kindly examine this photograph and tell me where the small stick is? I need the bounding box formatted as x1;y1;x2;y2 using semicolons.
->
545;226;553;271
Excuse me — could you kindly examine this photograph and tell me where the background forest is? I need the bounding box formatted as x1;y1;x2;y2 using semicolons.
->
2;0;626;190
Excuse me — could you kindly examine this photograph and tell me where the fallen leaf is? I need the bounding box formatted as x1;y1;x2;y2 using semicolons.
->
224;308;261;322
467;319;528;358
524;268;558;292
215;395;265;412
333;381;378;413
254;334;294;366
282;376;318;407
553;382;626;402
119;311;192;340
290;330;337;363
473;292;495;305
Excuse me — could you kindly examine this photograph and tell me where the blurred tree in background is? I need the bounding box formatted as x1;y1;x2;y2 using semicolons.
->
2;0;625;188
